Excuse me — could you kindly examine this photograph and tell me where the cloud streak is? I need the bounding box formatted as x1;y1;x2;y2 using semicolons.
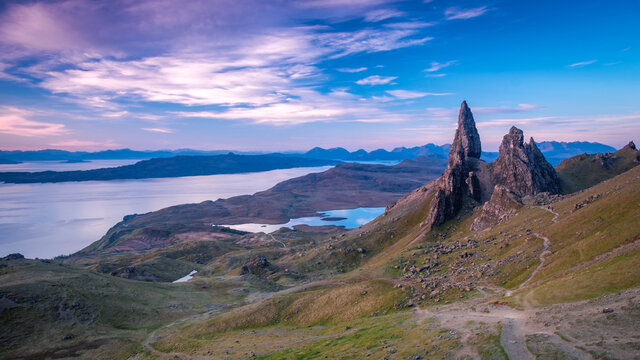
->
567;60;597;68
0;107;67;137
445;6;488;20
356;75;397;85
387;90;452;99
142;127;173;133
424;60;456;72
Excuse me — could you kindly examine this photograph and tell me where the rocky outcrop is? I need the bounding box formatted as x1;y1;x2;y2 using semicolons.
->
240;255;278;276
424;101;483;229
471;185;522;231
489;127;561;197
423;103;562;231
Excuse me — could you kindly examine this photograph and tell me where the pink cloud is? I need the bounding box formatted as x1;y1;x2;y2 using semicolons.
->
0;107;67;137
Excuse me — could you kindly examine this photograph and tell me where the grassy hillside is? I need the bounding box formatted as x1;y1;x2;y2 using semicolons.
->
556;142;639;193
2;158;640;359
0;257;248;359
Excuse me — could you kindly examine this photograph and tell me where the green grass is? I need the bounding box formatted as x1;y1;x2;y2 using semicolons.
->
0;258;244;359
468;323;508;360
556;145;639;193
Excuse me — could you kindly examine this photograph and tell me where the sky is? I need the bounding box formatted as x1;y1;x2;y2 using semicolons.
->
0;0;638;152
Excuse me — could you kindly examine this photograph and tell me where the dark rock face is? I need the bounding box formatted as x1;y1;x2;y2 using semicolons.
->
627;141;636;151
471;185;521;231
424;101;483;229
423;103;562;231
489;127;561;197
2;253;25;261
451;100;482;160
240;255;278;276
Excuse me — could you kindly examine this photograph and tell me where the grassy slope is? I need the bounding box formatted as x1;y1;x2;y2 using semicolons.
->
3;157;640;359
556;144;639;193
0;258;245;360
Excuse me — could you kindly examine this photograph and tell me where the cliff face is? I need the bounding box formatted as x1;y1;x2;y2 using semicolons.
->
423;102;562;231
424;101;483;229
489;127;562;197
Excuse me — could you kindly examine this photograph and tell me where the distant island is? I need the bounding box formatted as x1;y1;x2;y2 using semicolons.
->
0;154;337;184
0;158;20;164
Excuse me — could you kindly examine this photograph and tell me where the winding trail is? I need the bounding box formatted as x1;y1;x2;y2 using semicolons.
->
268;233;287;248
517;233;551;290
540;205;560;223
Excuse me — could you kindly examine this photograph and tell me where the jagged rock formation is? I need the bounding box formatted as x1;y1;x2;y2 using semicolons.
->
424;101;483;229
489;127;562;197
424;102;562;231
471;185;521;231
240;254;278;276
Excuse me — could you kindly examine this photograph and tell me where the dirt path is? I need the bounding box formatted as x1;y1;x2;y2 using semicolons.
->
500;317;535;360
517;233;551;290
268;233;287;248
417;305;535;360
539;205;560;223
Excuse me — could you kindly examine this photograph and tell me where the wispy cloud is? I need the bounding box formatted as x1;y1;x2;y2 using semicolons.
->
474;103;543;114
356;75;397;85
142;127;173;133
337;67;368;73
384;21;435;29
102;111;129;118
48;140;118;149
387;90;452;99
424;103;543;121
424;60;456;72
0;107;67;137
364;9;405;22
174;87;414;125
567;59;597;68
317;28;434;58
445;6;488;20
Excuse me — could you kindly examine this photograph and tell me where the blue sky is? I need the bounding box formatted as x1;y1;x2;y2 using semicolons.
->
0;0;638;152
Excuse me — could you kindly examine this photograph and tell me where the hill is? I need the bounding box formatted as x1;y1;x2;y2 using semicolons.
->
536;140;616;165
556;141;639;193
0;154;337;183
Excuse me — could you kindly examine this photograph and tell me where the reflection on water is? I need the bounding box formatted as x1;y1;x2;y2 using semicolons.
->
223;207;385;233
0;159;142;172
0;166;332;259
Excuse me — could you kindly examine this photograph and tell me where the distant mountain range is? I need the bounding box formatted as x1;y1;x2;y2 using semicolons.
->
299;141;616;166
0;141;617;167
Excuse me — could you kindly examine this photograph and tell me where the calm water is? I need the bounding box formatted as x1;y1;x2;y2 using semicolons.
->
0;166;332;259
0;159;142;172
223;207;385;233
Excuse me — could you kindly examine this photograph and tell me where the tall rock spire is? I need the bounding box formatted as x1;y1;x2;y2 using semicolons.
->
424;101;483;229
450;100;482;161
